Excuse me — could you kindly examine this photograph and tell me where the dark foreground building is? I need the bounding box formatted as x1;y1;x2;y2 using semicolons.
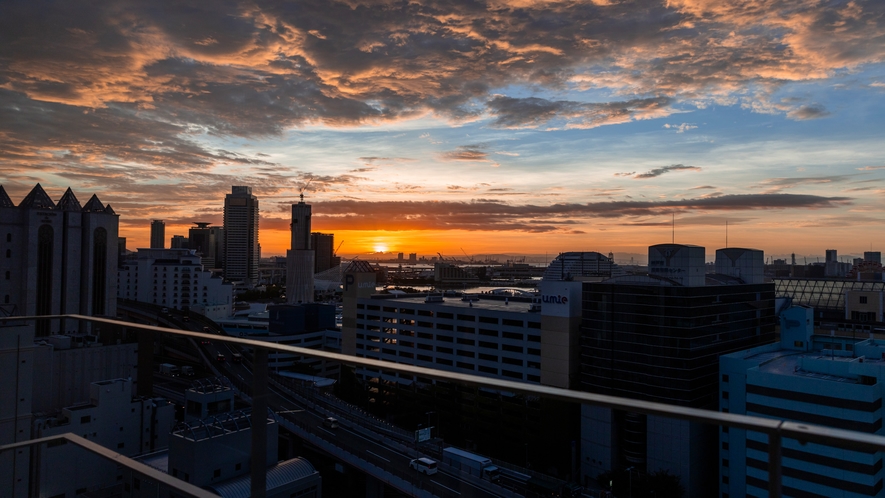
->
579;245;776;498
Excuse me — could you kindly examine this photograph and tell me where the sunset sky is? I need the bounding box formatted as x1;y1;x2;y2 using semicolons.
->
2;0;885;261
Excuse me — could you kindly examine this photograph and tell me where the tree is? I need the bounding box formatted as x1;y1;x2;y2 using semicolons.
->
596;468;684;498
647;469;684;498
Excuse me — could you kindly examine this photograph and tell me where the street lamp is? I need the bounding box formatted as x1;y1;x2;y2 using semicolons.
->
626;467;635;498
425;411;436;438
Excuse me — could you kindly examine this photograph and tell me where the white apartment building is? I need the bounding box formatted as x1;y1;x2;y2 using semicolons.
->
352;293;545;385
117;248;233;320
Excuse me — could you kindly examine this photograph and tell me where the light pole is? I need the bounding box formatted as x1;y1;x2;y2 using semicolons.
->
626;467;634;498
426;411;436;438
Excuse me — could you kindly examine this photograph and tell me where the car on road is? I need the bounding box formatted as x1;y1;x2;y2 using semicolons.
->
203;326;211;333
410;457;438;475
323;417;339;429
216;353;226;362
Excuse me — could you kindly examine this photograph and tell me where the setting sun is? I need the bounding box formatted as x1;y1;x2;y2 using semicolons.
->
373;243;389;253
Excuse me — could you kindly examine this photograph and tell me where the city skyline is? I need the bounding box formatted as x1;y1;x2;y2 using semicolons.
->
2;1;885;256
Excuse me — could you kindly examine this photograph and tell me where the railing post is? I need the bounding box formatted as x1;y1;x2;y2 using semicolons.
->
768;427;782;498
251;348;268;498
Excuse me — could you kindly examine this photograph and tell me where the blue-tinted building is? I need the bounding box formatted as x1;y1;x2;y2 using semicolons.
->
721;305;884;497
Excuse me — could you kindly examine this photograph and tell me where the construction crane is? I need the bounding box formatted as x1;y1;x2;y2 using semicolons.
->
460;248;475;263
334;240;344;256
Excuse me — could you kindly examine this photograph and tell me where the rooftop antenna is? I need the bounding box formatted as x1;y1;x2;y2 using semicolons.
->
725;219;728;248
672;213;675;244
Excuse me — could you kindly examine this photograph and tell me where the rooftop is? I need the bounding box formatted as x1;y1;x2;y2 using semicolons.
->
367;293;538;313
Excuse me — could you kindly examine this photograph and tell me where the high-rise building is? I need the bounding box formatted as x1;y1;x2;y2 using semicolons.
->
223;186;259;286
150;220;165;249
579;244;776;497
865;251;882;264
170;234;188;248
287;195;314;304
117;237;127;267
826;249;838;263
0;184;119;331
189;222;224;270
311;232;335;273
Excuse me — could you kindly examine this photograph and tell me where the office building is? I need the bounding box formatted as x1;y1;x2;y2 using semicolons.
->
0;184;119;334
341;258;582;471
714;247;764;284
266;303;340;376
287;195;314;304
866;251;882;265
312;232;335;273
188;222;224;270
170;234;188;249
223;186;259;286
118;237;127;267
150;220;165;249
579;244;776;498
721;305;884;497
542;251;623;281
117;248;233;319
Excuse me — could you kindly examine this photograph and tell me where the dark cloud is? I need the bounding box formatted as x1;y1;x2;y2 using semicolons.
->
634;164;702;179
488;96;672;129
439;145;492;163
754;175;854;192
787;104;830;120
309;193;852;232
690;185;717;190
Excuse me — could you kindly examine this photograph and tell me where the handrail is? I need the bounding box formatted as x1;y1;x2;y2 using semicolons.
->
0;433;218;498
10;313;885;497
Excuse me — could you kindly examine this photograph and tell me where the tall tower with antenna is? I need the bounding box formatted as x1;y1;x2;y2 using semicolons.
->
287;191;315;304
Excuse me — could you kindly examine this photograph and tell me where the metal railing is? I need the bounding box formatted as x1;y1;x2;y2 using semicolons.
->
6;314;885;498
0;433;218;498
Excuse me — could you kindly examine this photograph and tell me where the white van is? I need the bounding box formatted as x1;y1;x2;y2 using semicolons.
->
409;457;438;475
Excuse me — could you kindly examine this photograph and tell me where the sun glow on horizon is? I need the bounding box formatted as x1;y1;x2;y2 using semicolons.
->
373;243;389;253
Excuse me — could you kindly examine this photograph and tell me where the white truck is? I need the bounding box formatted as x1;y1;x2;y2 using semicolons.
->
158;363;180;377
442;447;500;483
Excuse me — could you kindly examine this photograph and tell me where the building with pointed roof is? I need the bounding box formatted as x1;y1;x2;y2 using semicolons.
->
0;184;119;332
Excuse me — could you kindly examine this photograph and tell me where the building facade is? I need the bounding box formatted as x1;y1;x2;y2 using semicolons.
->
117;248;233;319
579;244;776;498
223;186;259;286
33;378;174;498
721;305;884;497
311;232;335;274
188;222;224;270
150;220;165;249
287;196;314;304
0;184;119;333
340;260;581;472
